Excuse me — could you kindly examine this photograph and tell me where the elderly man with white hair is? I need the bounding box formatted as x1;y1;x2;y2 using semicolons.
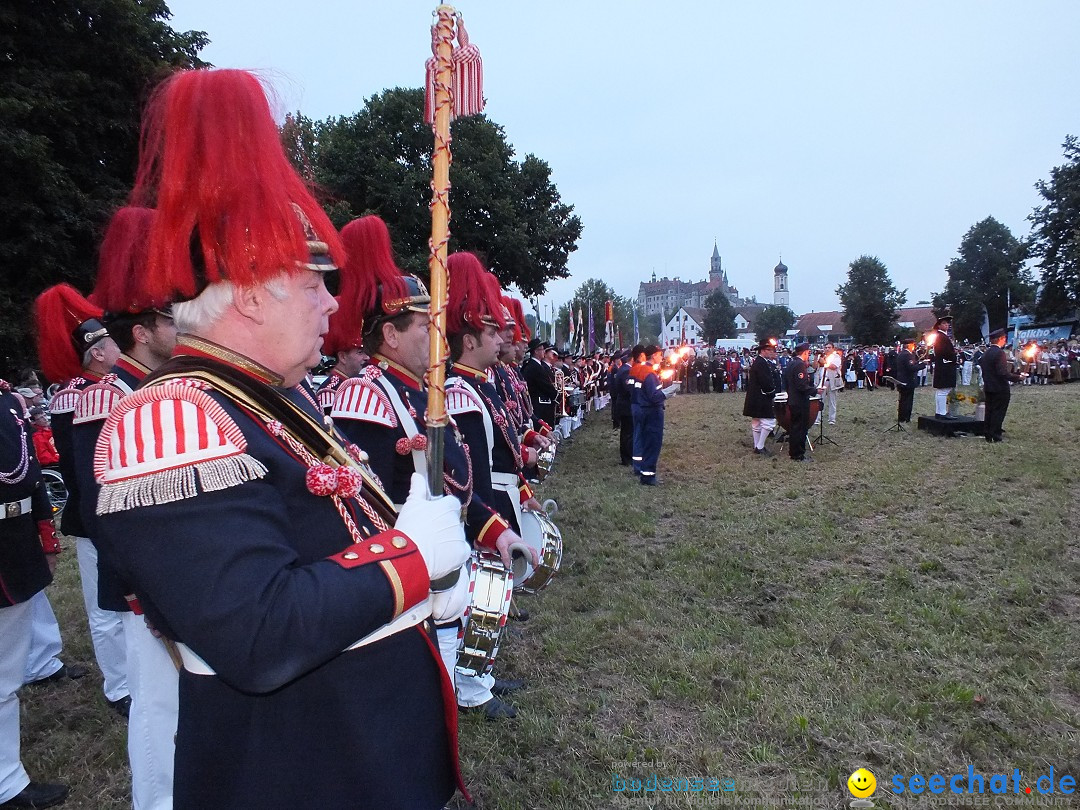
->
91;69;471;810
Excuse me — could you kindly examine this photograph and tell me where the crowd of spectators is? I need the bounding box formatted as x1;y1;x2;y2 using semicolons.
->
663;338;1080;395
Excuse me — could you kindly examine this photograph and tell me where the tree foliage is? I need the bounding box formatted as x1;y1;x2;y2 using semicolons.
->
836;256;907;344
555;279;634;351
284;88;582;298
754;305;796;343
933;217;1033;341
1029;135;1080;319
702;291;736;341
0;0;207;373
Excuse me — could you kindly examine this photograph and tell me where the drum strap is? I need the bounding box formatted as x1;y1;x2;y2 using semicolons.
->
447;376;494;468
375;376;426;478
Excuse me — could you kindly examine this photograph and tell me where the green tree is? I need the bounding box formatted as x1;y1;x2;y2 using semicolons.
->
556;279;634;352
702;291;736;341
754;305;796;343
290;88;582;297
933;217;1033;341
1029;135;1080;319
836;256;907;344
0;1;207;371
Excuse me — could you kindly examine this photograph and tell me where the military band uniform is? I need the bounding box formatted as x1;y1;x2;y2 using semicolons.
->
782;354;816;461
979;339;1022;442
613;360;634;466
742;354;780;453
931;326;957;416
0;385;67;807
331;358;505;710
895;347;919;423
522;355;557;431
50;373;129;705
92;339;461;809
72;354;178;810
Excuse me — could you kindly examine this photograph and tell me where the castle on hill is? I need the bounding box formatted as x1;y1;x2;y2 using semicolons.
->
636;243;791;316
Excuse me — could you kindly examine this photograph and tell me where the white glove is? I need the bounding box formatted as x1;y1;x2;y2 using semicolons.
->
394;473;470;582
430;562;471;623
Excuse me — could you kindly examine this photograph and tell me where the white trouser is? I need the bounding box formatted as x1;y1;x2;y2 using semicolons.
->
75;537;128;701
123;613;178;810
23;591;63;683
750;418;776;450
0;600;33;803
814;388;838;425
435;624;494;708
935;388;949;416
962;361;973;386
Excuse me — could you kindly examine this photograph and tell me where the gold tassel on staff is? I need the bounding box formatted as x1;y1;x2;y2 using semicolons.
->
424;5;456;492
424;4;485;492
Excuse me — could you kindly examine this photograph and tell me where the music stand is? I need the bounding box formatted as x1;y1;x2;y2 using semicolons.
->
881;376;905;432
814;390;839;448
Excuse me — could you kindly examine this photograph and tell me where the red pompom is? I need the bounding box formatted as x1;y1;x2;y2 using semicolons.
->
395;437;413;456
306;464;337;496
410;434;428;451
345;443;364;464
493;413;506;427
505;400;517;411
335;467;363;499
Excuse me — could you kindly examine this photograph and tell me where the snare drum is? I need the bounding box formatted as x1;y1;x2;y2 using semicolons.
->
457;554;513;677
512;508;564;594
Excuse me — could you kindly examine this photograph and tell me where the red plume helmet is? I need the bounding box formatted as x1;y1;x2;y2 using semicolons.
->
446;253;508;335
322;297;364;357
90;206;161;315
34;284;108;383
339;215;428;336
504;296;530;342
131;69;343;303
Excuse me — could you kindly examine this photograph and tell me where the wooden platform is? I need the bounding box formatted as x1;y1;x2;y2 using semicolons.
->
916;414;985;437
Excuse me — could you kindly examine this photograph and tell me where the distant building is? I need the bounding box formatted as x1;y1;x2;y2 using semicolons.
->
663;307;707;347
637;243;754;317
734;306;766;337
789;306;938;344
773;259;789;308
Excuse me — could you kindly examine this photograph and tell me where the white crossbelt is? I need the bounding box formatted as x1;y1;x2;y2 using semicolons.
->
490;471;524;532
175;595;433;676
0;497;32;520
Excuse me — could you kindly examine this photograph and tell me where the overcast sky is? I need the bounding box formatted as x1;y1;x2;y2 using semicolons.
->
167;1;1080;317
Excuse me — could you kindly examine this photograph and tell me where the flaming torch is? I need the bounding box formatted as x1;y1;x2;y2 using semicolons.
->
1022;342;1038;362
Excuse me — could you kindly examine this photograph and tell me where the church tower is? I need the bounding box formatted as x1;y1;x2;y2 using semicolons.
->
709;242;722;287
773;257;789;307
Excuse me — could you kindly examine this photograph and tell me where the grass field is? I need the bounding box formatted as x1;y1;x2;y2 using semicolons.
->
18;382;1080;809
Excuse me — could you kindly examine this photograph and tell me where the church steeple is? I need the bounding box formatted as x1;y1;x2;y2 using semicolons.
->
709;242;722;283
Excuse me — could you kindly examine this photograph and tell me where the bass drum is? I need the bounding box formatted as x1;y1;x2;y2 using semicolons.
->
511;506;563;594
773;392;822;432
457;554;513;678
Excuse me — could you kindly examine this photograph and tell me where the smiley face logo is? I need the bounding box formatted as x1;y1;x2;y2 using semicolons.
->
847;768;876;798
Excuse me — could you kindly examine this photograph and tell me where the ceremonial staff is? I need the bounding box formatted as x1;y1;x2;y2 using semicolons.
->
424;4;483;490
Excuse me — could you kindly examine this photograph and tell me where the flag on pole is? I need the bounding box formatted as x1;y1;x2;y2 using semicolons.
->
567;302;575;351
604;300;615;349
576;306;585;355
587;303;595;353
632;305;640;345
